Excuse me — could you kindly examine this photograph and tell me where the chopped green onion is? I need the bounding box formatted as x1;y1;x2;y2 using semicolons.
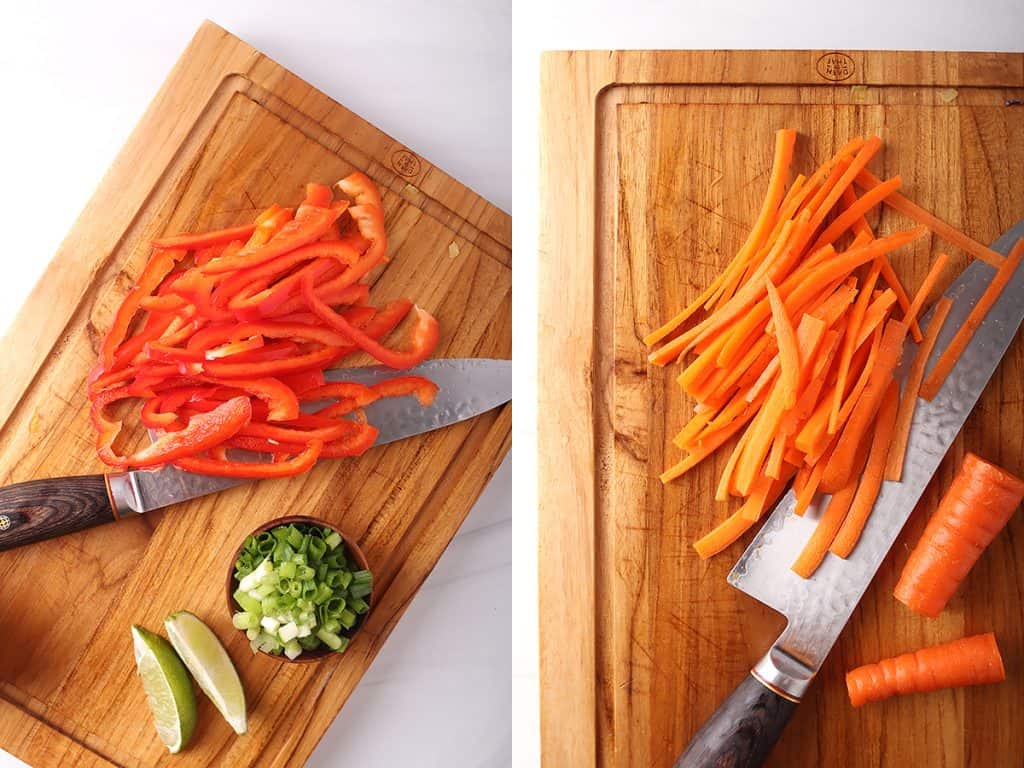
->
232;522;371;658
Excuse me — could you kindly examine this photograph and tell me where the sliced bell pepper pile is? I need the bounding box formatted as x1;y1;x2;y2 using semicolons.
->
87;173;441;478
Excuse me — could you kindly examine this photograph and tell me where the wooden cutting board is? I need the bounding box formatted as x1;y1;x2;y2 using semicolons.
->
0;21;510;768
539;50;1024;768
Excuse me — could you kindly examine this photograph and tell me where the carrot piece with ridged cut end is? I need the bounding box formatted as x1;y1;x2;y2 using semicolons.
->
893;452;1024;617
846;633;1005;707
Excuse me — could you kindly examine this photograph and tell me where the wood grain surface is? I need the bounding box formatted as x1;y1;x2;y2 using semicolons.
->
0;21;510;768
539;50;1024;768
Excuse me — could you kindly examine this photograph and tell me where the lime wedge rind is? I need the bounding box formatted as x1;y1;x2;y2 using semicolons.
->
131;624;197;754
164;610;248;735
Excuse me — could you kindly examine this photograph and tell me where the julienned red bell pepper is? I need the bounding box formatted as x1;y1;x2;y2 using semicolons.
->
336;172;388;265
174;439;323;478
226;422;378;458
202;344;341;378
99;248;187;369
201;203;346;275
198;375;299;422
303;276;438;369
371;376;440;406
87;175;440;477
94;394;251;468
152;223;258;251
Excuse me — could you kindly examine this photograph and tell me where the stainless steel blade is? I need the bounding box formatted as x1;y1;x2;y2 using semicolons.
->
117;358;511;513
728;219;1024;691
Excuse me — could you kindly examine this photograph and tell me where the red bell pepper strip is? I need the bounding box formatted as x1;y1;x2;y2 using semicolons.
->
372;376;439;406
278;369;326;394
140;397;186;431
173;439;323;478
336;172;388;264
145;342;205;364
201;203;346;275
168;268;234;322
94;394;251;468
204;336;265;359
303;277;438;369
226;422;378;458
302;183;333;208
215;240;359;307
266;281;370;319
152;223;258;251
202;343;342;378
302;382;379;405
193;240;236;267
198;375;299;421
239;413;357;441
99;248;187;369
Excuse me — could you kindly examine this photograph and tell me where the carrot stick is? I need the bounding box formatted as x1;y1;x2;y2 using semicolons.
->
894;452;1024;617
765;432;789;479
716;427;753;501
792;436;872;577
813;175;899;250
704;130;797;310
830;379;900;558
794;436;839;516
839;185;875;240
830;259;882;432
885;297;954;480
920;238;1024;400
832;325;884;435
855;169;1005;268
807;136;884;232
659;394;764;483
878;257;921;342
903;252;950;330
698;466;798;557
821;320;908;493
672;408;716;450
779;328;843;436
854;289;897;348
846;633;1005;707
765;279;800;409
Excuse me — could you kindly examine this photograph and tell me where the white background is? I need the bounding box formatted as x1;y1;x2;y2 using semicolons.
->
511;2;1023;767
0;2;510;767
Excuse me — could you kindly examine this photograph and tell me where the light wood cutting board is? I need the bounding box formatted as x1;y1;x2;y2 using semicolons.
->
539;50;1024;768
0;21;510;768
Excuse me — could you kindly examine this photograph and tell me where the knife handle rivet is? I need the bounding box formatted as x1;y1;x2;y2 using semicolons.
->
0;515;10;531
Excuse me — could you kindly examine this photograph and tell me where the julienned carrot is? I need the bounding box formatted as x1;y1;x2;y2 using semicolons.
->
854;288;897;348
794;435;839;516
695;466;796;557
807;136;883;232
846;633;1005;707
792;435;871;577
659;393;765;482
894;452;1024;617
811;177;901;249
821;320;908;493
766;279;801;408
920;238;1024;400
839;185;875;240
830;259;881;433
855;169;1004;268
885;297;954;481
830;379;900;558
704;130;797;309
904;252;950;329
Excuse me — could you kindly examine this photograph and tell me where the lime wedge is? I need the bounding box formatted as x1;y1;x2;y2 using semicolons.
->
131;625;197;753
164;611;248;734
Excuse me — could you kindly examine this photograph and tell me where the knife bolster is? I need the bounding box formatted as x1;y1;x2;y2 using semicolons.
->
107;472;144;516
752;642;815;701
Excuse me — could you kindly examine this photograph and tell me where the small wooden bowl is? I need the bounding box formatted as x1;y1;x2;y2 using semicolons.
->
227;515;372;663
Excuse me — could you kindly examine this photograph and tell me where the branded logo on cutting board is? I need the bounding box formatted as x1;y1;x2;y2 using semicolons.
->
392;149;422;178
816;52;856;82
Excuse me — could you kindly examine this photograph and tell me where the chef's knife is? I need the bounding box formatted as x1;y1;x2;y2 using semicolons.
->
676;220;1024;768
0;358;510;552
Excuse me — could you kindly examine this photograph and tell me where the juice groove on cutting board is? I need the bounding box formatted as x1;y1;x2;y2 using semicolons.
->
539;50;1023;768
0;21;510;768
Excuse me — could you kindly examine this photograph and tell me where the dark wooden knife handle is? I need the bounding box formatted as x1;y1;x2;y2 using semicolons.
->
0;476;117;552
675;673;797;768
